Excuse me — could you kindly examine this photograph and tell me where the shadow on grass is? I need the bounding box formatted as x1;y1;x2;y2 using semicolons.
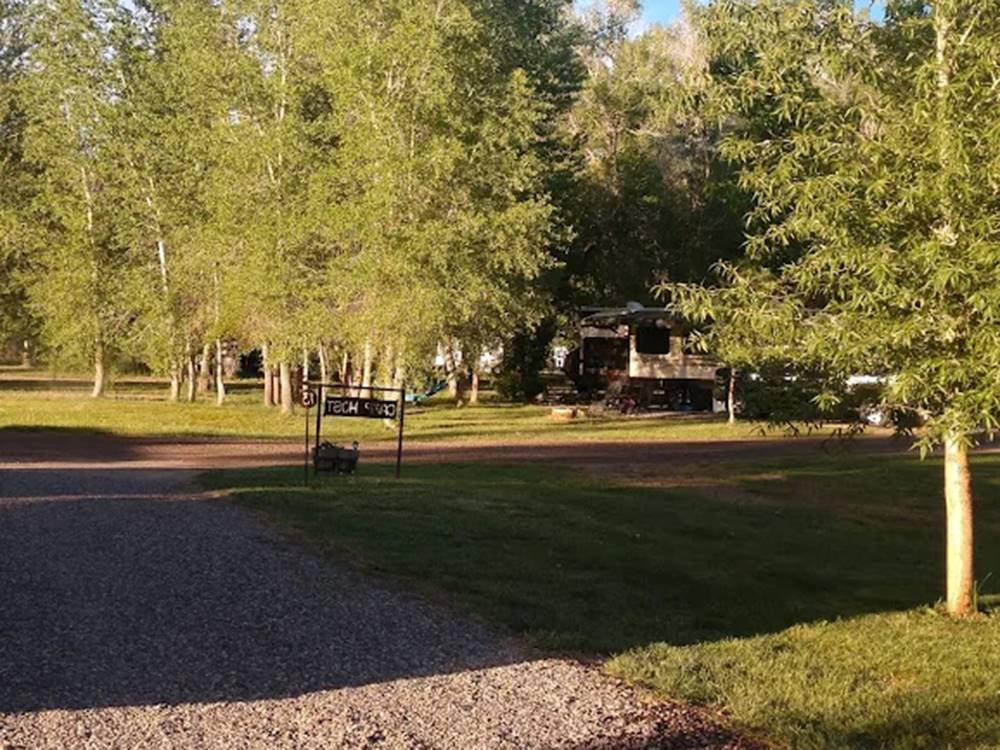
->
204;456;1000;655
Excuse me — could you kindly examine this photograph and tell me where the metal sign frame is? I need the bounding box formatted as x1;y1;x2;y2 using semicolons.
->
301;382;406;483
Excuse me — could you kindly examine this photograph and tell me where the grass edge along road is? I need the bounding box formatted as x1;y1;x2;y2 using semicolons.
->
202;456;1000;750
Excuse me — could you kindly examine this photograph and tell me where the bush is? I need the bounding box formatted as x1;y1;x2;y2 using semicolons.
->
494;371;545;402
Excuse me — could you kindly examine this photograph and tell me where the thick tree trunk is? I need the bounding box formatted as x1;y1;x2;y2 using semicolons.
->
944;434;975;616
727;369;737;425
470;369;480;405
91;341;107;399
215;339;227;406
262;344;275;407
197;342;211;394
279;361;293;415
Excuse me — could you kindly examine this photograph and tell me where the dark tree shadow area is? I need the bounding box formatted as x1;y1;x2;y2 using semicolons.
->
0;468;524;713
205;456;1000;655
0;426;140;464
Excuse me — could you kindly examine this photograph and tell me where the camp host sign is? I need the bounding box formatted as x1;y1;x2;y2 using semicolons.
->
324;395;398;420
301;383;407;482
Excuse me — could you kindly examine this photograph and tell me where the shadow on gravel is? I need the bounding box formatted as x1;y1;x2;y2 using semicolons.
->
0;427;140;464
0;468;525;713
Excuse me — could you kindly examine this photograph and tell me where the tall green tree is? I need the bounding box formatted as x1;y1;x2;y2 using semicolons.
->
669;0;1000;616
561;1;747;308
304;0;563;396
19;0;134;395
113;0;238;401
0;0;36;360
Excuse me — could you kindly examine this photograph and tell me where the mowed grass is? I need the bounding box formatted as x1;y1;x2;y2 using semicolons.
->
0;380;784;443
609;604;1000;750
202;455;1000;750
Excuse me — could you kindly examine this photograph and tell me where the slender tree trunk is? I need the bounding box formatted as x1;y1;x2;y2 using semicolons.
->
168;367;181;402
185;342;196;403
944;434;975;616
392;357;405;392
262;344;275;407
933;8;974;616
340;351;350;385
215;339;227;406
21;339;32;368
302;347;310;383
380;343;395;388
91;340;107;399
727;369;737;425
445;347;458;399
470;368;480;405
197;342;211;394
385;356;406;429
318;344;329;384
360;339;373;398
279;361;293;415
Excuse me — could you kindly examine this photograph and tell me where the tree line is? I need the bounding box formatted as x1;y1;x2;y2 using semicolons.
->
0;0;749;408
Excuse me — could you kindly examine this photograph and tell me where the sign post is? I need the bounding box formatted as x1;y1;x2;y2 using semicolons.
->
301;386;318;486
303;382;406;482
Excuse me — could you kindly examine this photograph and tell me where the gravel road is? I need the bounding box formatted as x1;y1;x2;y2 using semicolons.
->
0;443;763;749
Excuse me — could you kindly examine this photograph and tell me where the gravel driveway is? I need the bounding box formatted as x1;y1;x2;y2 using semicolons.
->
0;443;762;749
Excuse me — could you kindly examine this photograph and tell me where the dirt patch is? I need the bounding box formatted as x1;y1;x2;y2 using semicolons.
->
0;427;915;472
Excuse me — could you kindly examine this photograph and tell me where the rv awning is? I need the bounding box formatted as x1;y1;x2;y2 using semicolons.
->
579;306;675;328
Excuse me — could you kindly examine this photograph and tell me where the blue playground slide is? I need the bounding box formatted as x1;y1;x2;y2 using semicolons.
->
405;380;448;404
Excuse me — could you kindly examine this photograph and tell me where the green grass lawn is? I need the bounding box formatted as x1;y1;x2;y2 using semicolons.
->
0;384;787;442
202;455;1000;750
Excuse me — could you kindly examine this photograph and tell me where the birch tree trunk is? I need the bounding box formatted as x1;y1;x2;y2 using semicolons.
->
279;361;293;415
444;347;458;399
318;344;328;384
262;344;275;407
392;357;405;392
186;343;197;402
215;339;227;406
340;351;350;385
727;369;737;425
385;357;406;429
302;347;310;382
360;339;373;398
168;367;181;402
198;342;211;394
91;340;107;399
945;434;974;615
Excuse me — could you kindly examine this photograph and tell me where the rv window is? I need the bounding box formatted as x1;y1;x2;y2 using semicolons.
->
635;326;670;355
